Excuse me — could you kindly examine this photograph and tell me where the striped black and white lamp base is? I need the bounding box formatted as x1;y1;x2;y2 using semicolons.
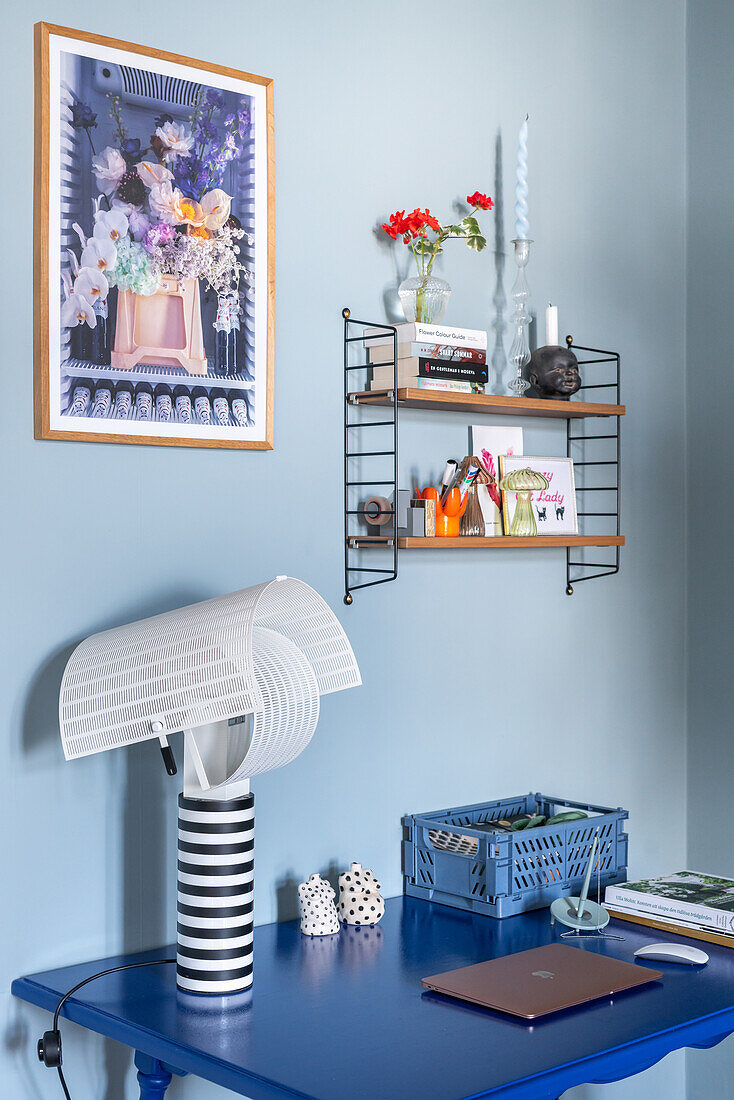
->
177;793;255;994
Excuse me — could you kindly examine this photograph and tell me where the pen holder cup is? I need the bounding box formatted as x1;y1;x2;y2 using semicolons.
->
419;487;467;537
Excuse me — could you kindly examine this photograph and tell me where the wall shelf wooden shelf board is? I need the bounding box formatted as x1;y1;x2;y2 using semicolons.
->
350;388;626;419
342;314;623;600
350;535;626;550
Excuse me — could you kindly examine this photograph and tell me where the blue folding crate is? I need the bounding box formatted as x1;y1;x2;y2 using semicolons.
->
403;792;628;918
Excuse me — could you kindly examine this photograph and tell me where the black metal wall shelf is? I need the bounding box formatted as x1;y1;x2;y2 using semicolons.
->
343;308;624;603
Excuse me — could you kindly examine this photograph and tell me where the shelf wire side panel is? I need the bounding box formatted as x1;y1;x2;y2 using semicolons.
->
565;337;621;594
343;309;398;604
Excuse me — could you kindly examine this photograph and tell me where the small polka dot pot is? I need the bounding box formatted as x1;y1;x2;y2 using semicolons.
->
298;873;340;936
337;862;385;926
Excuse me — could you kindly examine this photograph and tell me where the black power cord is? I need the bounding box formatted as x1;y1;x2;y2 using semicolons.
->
38;957;176;1099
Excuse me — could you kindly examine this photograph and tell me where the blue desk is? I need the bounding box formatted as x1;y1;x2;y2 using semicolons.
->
12;896;734;1100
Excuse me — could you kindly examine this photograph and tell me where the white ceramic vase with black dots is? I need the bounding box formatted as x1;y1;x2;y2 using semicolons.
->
337;862;385;926
298;873;340;936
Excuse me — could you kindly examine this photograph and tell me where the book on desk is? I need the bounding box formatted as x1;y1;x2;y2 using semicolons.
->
606;869;734;948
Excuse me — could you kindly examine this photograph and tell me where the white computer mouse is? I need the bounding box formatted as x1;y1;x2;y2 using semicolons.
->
634;942;709;966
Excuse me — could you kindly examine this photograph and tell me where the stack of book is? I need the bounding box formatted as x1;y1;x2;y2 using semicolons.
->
364;322;488;393
605;870;734;949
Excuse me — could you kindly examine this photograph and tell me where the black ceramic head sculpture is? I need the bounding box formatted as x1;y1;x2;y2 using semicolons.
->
526;345;582;401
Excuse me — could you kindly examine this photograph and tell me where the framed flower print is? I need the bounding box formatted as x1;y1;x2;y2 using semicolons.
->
34;23;274;448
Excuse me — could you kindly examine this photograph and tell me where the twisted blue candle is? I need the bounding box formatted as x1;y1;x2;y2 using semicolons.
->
514;114;529;240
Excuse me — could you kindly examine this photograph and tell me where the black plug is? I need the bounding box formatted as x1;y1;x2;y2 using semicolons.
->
38;1029;62;1068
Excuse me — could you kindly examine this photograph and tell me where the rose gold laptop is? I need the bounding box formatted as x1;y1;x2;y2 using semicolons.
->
422;944;662;1019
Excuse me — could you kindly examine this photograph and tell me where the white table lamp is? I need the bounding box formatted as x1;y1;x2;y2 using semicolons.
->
59;576;361;994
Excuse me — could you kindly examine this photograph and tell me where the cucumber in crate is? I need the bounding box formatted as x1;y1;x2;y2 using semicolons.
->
402;792;628;919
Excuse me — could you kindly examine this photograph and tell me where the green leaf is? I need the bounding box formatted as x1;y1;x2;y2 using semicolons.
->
465;233;487;253
511;816;531;831
546;810;589;826
444;223;468;238
462;216;481;234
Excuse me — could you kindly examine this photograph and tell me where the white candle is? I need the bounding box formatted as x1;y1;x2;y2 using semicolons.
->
514;115;529;240
545;303;559;346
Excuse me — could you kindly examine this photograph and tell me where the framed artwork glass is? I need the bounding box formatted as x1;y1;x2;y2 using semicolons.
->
34;23;274;448
499;455;578;536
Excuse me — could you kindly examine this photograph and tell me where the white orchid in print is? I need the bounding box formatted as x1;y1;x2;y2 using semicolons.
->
61;292;96;329
110;199;151;241
93;208;129;244
74;267;109;303
81;237;117;273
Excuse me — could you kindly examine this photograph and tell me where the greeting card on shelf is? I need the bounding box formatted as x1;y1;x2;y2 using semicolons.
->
499;455;578;536
471;425;523;485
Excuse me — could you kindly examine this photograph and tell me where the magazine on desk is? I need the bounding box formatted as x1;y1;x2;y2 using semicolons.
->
605;871;734;933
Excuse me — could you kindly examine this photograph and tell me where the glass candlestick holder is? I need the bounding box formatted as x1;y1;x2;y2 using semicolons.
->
507;238;533;396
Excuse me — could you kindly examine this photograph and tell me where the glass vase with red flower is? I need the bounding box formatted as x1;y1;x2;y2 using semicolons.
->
398;273;452;324
382;193;494;325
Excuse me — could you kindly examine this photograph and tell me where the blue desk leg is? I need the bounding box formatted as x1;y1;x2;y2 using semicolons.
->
134;1051;180;1098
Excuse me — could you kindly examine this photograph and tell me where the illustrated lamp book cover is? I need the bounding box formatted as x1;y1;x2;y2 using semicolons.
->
34;23;274;448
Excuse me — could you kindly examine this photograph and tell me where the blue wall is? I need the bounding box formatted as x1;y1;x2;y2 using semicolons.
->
3;2;690;1097
686;1;734;1096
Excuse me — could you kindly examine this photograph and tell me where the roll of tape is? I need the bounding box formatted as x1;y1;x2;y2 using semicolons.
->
362;496;392;526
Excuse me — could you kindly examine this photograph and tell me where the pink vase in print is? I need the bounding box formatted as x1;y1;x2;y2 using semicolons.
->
111;275;207;375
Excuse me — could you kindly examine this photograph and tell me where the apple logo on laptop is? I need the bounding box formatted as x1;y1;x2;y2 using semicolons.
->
532;970;555;979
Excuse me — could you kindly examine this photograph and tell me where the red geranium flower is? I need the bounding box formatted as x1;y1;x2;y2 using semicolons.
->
404;208;442;239
404;209;426;239
381;210;407;240
418;208;441;232
383;207;444;242
380;191;492;286
466;191;494;211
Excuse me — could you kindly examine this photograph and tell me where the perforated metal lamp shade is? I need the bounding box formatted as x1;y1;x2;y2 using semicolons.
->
60;576;360;769
58;577;361;994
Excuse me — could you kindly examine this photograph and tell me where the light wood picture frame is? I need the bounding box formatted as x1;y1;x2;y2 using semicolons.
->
34;23;274;449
